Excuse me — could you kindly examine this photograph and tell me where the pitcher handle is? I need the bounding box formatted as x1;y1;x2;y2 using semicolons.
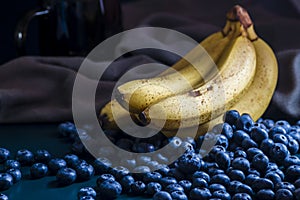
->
14;8;50;56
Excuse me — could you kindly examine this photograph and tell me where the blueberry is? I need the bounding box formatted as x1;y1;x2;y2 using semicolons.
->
252;178;274;192
177;152;201;174
241;138;258;149
265;172;282;187
48;158;67;174
283;155;300;168
96;174;115;186
209;183;226;193
192;178;208;188
275;182;296;193
247;168;260;176
275;120;291;132
227;180;242;194
223;110;240;126
269;143;290;164
15;149;34;165
143;172;162;184
0;173;13;191
208;168;225;177
295;188;300;200
183;136;197;149
236;113;254;132
215;135;229;149
228;142;240;152
93;157;112;174
165;183;184;194
130;181;146;195
30;163;48;179
63;154;79;168
145;182;162;196
0;148;10;163
166;168;185;181
215;152;231;170
295;178;300;188
180;141;195;154
262;119;275;129
245;174;260;186
251;153;269;172
160;177;177;188
233;130;250;145
0;193;8;200
285;165;300;182
78;187;97;199
110;166;130;180
275;188;294;200
189;187;212;200
209;145;226;160
58;122;76;137
213;123;234;140
98;179;122;199
227;169;245;182
6;168;21;183
56;168;77;186
210;174;230;187
273;134;289;146
193;171;210;183
234;150;247;159
260;139;275;156
153;191;172;200
266;162;279;171
133;142;155;153
236;184;254;196
178;180;192;193
288;128;300;144
34;149;51;164
250;127;268;144
212;190;231;200
246;147;264;161
256;189;275;200
232;193;252;200
119;175;134;193
75;162;94;181
231;157;250;173
287;139;299;154
155;164;170;176
4;160;20;171
171;190;188;200
270;124;288;136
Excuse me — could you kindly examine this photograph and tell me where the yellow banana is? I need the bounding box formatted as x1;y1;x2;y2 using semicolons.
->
115;21;239;113
162;6;278;138
139;28;257;130
99;99;141;130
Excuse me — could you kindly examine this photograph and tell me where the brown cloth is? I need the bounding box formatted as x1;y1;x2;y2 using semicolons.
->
0;0;300;124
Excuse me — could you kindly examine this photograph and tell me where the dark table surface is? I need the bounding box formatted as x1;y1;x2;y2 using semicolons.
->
0;123;150;200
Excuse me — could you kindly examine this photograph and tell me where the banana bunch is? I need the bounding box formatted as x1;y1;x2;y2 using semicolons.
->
115;19;240;113
100;5;278;138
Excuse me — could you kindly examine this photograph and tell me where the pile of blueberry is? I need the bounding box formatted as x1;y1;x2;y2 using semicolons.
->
1;110;300;200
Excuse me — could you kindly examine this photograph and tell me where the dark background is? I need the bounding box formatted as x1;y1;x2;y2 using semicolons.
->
1;0;299;65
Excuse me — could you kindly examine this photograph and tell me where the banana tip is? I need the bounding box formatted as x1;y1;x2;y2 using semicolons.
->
138;111;150;125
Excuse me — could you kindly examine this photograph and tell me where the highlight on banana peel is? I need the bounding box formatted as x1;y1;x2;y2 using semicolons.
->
99;5;278;138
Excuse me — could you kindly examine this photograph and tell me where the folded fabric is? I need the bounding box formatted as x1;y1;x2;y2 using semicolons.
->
0;0;299;123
